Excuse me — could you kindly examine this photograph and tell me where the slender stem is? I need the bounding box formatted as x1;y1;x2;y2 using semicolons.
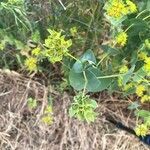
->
97;53;108;67
136;9;148;18
125;24;134;32
58;0;66;10
143;15;150;20
82;71;88;98
66;52;81;62
97;73;125;79
125;9;149;32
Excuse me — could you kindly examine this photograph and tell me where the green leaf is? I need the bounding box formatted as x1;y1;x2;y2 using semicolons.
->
69;66;111;92
132;68;147;82
122;65;135;85
100;45;119;56
145;117;150;127
69;69;85;90
86;67;111;92
128;102;140;110
27;98;37;109
90;100;98;108
81;49;96;64
135;110;150;118
69;107;76;117
72;60;84;73
72;50;96;73
84;111;96;123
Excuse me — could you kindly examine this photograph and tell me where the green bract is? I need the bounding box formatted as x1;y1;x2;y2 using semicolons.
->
44;29;72;63
69;50;112;92
69;93;98;123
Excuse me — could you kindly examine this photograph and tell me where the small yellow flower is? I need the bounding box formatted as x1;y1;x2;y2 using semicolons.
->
126;0;137;13
136;85;145;97
25;57;37;71
135;124;148;136
119;65;129;73
123;82;133;91
44;29;72;63
144;57;150;64
32;47;41;56
70;27;77;36
144;63;150;73
0;43;4;50
116;32;128;46
143;57;150;74
118;77;123;87
145;39;150;49
138;52;148;60
44;105;53;114
141;95;150;103
42;105;53;125
107;0;127;18
42;115;53;125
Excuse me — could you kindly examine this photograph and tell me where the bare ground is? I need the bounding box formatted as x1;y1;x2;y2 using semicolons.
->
0;70;149;150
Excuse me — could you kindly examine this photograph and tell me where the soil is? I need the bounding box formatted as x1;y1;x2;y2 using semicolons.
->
0;69;149;150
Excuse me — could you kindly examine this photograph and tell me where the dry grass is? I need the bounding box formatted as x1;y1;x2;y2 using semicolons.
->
0;69;149;150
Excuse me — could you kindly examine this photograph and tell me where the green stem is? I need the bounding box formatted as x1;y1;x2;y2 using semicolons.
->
82;71;88;98
66;52;80;62
136;9;148;18
143;15;150;20
97;73;124;79
125;24;134;32
97;53;108;67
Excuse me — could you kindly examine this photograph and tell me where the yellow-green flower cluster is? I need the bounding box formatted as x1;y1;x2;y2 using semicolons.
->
24;47;42;72
118;65;129;86
135;124;149;136
0;43;4;51
136;84;150;103
44;29;72;63
138;51;150;74
119;65;129;73
145;39;150;49
126;0;137;13
31;47;41;56
141;95;150;103
138;52;148;60
25;57;37;71
42;105;53;125
116;32;128;47
123;82;134;91
144;57;150;74
70;27;77;37
106;0;137;19
136;85;145;97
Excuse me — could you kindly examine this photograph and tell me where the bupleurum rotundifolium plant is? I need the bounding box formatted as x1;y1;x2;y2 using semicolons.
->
22;0;150;136
24;29;72;71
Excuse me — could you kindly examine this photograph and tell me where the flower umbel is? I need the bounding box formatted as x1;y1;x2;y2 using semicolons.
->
126;0;137;13
141;95;150;103
136;85;145;97
135;124;148;136
144;57;150;74
138;52;147;60
119;65;129;73
25;57;37;71
116;32;128;47
32;47;41;56
107;0;127;19
106;0;137;19
44;29;72;63
42;105;53;125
